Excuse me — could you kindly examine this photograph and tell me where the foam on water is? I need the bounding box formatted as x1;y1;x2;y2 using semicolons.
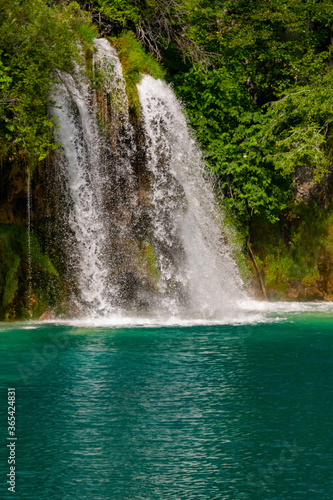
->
32;301;333;329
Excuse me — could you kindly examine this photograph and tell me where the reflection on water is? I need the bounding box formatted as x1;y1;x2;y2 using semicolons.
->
0;318;333;499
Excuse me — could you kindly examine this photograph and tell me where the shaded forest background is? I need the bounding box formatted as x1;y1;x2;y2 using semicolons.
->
1;0;333;318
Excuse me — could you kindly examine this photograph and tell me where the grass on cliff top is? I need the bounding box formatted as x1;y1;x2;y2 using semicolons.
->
109;31;165;117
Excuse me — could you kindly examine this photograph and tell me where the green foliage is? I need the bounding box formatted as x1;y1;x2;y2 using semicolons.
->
168;0;333;230
0;0;96;167
186;0;333;100
92;0;140;25
173;66;292;225
260;70;333;179
251;204;333;292
110;31;164;115
91;0;202;63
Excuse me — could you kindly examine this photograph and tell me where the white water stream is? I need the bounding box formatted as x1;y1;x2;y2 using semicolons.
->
51;66;111;314
51;38;244;319
138;75;244;316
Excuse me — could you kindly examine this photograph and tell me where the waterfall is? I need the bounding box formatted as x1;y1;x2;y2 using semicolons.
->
50;38;244;318
27;169;33;318
51;64;112;314
93;38;130;118
138;75;244;317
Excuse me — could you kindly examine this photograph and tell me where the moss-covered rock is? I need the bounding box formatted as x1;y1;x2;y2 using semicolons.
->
247;204;333;301
0;224;62;320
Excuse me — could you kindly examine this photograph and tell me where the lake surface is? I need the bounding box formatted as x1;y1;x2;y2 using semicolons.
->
0;309;333;499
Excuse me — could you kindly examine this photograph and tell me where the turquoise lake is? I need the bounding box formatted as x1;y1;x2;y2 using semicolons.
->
0;311;333;499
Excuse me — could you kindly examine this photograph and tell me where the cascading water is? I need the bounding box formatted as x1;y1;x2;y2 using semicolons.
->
26;169;33;318
93;38;130;119
51;64;112;314
138;75;244;317
51;38;244;318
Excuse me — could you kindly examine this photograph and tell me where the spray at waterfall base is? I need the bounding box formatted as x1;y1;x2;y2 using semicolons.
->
46;38;244;320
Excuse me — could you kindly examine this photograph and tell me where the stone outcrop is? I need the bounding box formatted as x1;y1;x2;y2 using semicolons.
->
293;164;333;207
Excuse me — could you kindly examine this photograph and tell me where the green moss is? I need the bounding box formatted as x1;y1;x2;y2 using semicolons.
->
0;227;22;313
138;240;160;285
0;224;60;320
84;46;94;74
75;21;99;47
251;204;333;291
2;254;20;307
109;31;165;117
264;252;296;284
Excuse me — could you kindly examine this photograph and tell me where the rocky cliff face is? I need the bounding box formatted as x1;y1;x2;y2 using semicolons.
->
247;165;333;302
0;114;160;319
3;153;333;317
293;164;333;207
0;156;62;319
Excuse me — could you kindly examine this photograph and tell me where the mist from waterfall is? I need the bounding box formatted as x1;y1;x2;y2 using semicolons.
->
51;38;245;319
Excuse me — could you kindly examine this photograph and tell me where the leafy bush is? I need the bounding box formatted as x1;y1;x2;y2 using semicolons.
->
0;0;96;167
251;205;333;292
261;69;333;179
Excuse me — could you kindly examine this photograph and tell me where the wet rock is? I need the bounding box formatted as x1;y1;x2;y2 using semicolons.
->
0;203;14;224
39;310;57;321
293;164;333;207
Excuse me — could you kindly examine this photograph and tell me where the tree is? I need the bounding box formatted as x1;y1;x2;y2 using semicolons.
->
0;0;96;165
